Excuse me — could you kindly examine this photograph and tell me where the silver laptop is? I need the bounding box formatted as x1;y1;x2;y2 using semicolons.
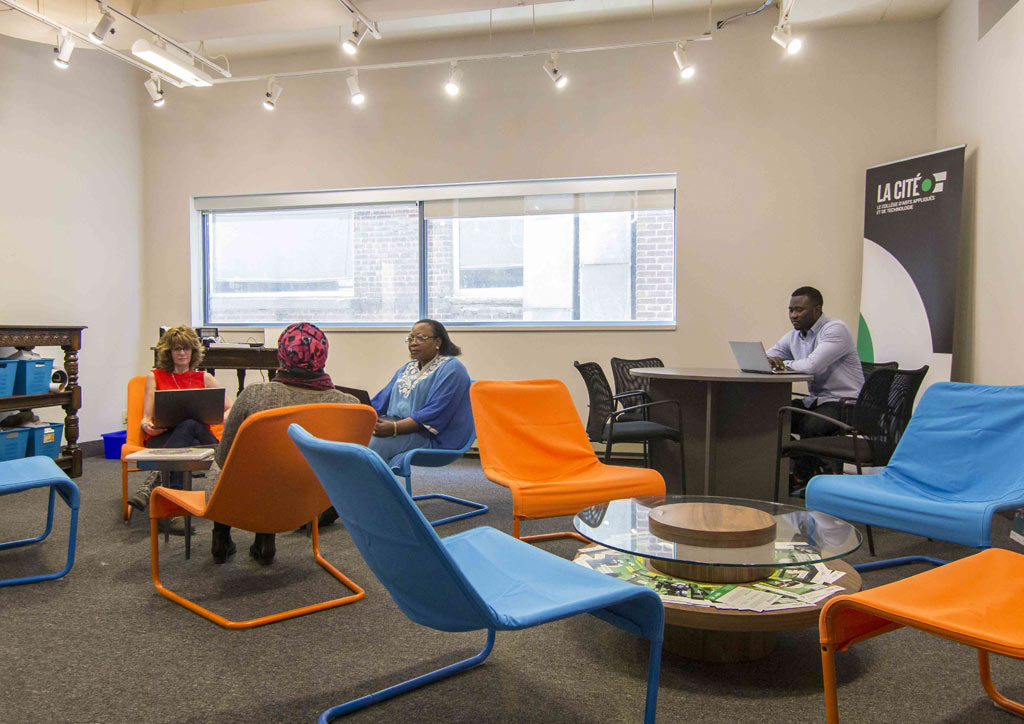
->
153;388;225;428
729;341;804;375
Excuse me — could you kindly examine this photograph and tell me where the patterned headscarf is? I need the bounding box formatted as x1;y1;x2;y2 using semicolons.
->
273;322;334;391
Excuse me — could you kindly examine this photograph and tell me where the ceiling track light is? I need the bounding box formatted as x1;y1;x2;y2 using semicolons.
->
144;74;165;107
53;29;75;69
444;61;462;96
263;77;283;110
672;42;695;80
89;6;115;44
131;38;214;87
542;52;568;89
771;23;802;54
341;19;369;55
347;70;365;105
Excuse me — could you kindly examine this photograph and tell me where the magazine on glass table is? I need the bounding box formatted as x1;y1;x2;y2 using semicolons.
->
125;447;215;462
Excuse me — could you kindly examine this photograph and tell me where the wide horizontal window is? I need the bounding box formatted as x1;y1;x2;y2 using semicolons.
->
197;175;675;327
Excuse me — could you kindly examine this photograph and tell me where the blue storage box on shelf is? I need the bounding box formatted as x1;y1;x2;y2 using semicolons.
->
24;422;64;459
0;360;16;397
101;430;127;460
12;358;55;395
0;427;31;462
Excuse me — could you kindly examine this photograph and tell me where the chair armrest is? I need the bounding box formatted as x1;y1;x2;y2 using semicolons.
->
777;405;854;434
613;398;681;419
605;399;684;446
613;390;649;402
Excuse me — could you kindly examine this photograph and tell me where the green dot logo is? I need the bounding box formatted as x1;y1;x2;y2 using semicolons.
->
921;177;934;193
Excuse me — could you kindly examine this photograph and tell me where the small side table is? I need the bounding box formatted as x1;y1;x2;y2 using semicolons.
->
125;451;213;560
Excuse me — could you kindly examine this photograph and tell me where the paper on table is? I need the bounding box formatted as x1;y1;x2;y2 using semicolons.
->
712;586;782;612
125;447;215;461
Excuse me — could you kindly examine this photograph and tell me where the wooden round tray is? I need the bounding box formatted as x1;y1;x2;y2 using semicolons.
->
648;502;777;548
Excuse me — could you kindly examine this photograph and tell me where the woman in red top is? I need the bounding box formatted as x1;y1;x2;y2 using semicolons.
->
128;326;231;516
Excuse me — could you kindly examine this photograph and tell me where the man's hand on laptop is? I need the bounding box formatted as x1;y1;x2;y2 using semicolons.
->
767;356;786;372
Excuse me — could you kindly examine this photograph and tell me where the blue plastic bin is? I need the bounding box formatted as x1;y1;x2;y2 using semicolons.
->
101;430;127;460
12;359;54;395
24;422;64;459
0;428;31;462
0;360;15;397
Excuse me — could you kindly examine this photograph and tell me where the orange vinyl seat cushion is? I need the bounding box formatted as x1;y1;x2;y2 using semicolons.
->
819;548;1024;722
821;547;1024;656
471;379;665;522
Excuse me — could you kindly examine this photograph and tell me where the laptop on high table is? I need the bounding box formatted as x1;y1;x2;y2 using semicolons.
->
153;388;225;428
729;341;804;375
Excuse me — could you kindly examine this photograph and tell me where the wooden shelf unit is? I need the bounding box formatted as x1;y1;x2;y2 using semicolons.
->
0;326;86;478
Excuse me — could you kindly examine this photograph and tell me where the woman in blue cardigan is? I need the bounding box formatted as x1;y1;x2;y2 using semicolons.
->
320;319;472;527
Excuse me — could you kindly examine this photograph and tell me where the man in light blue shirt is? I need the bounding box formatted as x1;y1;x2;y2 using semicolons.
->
766;286;864;487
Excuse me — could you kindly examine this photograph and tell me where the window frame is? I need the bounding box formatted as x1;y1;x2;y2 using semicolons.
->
192;175;677;330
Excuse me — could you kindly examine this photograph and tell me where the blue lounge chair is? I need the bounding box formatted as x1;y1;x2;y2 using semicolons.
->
0;456;80;587
807;382;1024;571
388;425;488;527
289;424;664;723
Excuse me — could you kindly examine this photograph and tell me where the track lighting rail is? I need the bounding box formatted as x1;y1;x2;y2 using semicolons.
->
214;33;714;85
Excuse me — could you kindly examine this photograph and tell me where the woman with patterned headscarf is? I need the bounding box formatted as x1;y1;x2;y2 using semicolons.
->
209;322;358;565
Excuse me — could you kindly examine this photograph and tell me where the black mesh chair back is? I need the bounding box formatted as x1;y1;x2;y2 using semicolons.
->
851;365;929;465
573;361;616;442
860;360;898;379
609;357;664;409
573;360;685;487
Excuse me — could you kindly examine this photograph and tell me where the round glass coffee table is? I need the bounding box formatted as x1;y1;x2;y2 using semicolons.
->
573;495;863;661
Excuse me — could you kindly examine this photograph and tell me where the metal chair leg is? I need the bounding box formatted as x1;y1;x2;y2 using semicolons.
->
318;629;496;722
402;474;489;528
821;643;840;724
978;649;1024;716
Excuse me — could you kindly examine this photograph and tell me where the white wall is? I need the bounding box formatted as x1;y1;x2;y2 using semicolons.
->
937;0;1024;385
0;36;144;441
140;14;939;414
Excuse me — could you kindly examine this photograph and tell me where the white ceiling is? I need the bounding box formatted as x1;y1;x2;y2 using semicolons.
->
0;0;950;61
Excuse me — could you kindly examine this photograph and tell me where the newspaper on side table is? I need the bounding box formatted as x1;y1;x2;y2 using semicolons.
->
574;545;843;612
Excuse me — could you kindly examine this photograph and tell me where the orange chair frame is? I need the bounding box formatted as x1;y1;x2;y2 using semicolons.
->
820;548;1024;722
120;376;147;521
148;403;377;629
121;374;224;521
470;379;666;543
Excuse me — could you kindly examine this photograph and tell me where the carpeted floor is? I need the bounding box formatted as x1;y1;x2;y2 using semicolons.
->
1;454;1021;724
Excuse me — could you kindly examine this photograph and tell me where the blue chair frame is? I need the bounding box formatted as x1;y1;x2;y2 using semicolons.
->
807;382;1024;573
0;456;80;587
388;430;488;527
289;424;664;724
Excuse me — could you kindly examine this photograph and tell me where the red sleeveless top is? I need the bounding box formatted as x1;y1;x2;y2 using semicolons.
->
152;369;206;390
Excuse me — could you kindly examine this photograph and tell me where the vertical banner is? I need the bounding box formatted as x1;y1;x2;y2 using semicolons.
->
859;146;966;383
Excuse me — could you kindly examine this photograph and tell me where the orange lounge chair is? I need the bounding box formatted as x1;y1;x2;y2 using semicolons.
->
470;379;666;542
121;374;223;521
148;403;377;629
820;547;1024;723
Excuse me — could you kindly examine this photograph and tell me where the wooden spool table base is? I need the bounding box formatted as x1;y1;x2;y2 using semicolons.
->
657;559;861;662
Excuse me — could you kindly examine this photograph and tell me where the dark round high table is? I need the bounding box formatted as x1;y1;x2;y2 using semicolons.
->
632;367;812;500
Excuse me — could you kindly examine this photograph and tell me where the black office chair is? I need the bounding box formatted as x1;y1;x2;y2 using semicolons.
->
860;360;898;378
837;361;899;425
774;365;929;554
573;361;684;490
609;357;664;420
